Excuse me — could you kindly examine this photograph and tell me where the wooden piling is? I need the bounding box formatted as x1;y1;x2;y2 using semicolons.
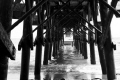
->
96;19;107;75
20;0;33;80
47;3;53;61
34;0;43;77
104;30;116;79
99;0;116;79
97;44;107;74
81;21;88;59
53;42;57;58
52;19;57;58
0;0;13;80
49;43;53;60
89;33;96;64
83;35;88;59
43;3;51;65
79;38;82;55
88;3;96;64
96;23;107;74
43;42;50;65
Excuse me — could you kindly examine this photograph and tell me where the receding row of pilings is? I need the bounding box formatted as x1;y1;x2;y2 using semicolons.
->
18;1;65;80
0;0;119;80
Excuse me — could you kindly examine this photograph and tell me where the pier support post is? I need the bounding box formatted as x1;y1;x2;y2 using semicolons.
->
82;20;88;59
20;0;33;80
97;23;107;74
52;19;57;58
83;33;88;59
88;3;96;64
89;28;96;64
34;0;44;78
43;3;51;65
104;30;116;79
99;0;116;79
49;43;53;60
0;0;13;80
43;42;50;65
79;38;82;55
48;6;52;61
53;42;57;58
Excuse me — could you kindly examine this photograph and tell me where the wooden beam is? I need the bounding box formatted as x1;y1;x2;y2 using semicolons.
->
0;23;16;60
0;0;14;79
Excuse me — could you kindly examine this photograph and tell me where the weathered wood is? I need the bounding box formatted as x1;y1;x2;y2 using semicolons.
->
7;0;48;32
79;37;82;55
97;23;107;75
99;0;116;79
52;42;57;58
83;30;88;59
59;0;102;33
0;23;16;60
20;0;33;80
48;5;53;61
90;0;107;74
34;0;43;77
43;42;50;65
49;43;53;60
0;0;14;79
88;3;96;64
43;3;51;65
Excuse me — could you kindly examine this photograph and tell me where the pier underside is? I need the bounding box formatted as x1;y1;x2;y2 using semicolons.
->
0;0;120;80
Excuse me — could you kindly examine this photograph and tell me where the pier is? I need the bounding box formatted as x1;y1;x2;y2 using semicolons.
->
0;0;120;80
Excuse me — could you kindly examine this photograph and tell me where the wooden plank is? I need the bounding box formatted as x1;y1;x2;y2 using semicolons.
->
0;23;16;60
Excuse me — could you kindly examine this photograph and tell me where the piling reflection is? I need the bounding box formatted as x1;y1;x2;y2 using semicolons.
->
56;50;65;64
39;45;107;80
8;45;110;80
53;73;65;80
35;75;41;80
43;73;51;80
40;72;108;80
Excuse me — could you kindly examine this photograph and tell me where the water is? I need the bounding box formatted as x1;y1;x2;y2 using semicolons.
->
7;38;120;80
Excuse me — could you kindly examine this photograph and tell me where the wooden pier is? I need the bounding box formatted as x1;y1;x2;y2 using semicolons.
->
0;0;119;80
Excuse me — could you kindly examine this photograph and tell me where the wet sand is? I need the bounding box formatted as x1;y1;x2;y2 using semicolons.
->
7;38;120;80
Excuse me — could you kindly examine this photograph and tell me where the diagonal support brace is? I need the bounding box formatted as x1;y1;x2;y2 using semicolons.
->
7;0;48;33
99;0;120;17
59;0;102;33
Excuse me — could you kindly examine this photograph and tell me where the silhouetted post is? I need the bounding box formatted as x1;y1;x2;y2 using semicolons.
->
97;23;107;74
34;0;44;78
48;7;52;61
79;37;82;54
43;3;50;65
73;27;78;50
0;0;13;79
99;0;116;79
49;43;53;60
90;0;107;74
83;27;88;59
89;25;96;64
53;42;57;58
59;27;63;48
55;23;59;57
80;18;88;59
88;3;96;64
43;39;50;65
20;0;33;80
77;36;80;52
56;24;59;52
52;17;57;58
